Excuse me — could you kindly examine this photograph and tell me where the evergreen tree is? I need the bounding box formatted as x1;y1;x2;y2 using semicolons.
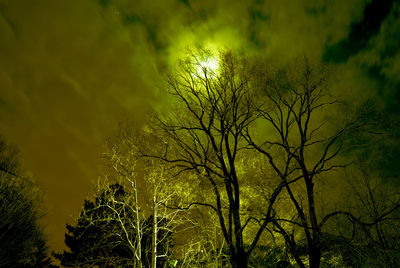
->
54;183;174;267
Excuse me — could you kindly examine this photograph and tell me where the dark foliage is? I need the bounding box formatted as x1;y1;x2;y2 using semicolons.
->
54;184;136;267
0;137;51;267
54;183;174;267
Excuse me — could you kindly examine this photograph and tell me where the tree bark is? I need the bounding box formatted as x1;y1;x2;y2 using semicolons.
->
230;248;248;268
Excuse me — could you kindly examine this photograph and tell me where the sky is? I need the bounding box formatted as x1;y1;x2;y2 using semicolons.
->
0;0;399;253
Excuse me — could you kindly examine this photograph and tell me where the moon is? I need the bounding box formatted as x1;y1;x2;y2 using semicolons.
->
196;57;219;78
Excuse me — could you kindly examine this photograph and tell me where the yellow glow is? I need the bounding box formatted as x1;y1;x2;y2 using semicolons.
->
196;57;219;78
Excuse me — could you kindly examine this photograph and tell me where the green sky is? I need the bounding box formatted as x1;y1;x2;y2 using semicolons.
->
0;0;399;252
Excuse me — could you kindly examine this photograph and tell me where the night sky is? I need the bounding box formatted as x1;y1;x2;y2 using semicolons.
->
0;0;399;253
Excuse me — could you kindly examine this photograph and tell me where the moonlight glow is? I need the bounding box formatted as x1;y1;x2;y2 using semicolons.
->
196;57;219;78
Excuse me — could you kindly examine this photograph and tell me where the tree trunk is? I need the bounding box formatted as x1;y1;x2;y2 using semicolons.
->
305;176;322;268
151;189;157;268
230;248;248;268
134;184;142;268
308;243;321;268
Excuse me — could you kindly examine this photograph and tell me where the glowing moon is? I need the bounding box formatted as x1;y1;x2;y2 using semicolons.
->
196;57;219;77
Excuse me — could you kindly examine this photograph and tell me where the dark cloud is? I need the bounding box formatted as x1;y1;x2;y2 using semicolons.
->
349;1;400;182
323;0;395;62
0;0;398;252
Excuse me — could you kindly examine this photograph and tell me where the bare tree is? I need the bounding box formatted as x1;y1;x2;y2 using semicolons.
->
322;162;400;267
244;57;370;268
348;166;400;257
141;50;288;268
175;203;229;268
106;130;145;267
143;160;183;268
106;125;185;268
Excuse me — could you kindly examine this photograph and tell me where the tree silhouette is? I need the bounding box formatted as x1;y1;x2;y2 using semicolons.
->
0;137;51;267
54;182;174;267
243;57;400;268
327;162;400;267
54;183;137;267
141;50;282;268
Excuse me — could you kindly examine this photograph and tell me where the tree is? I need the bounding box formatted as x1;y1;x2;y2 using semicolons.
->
105;124;183;268
326;162;400;267
243;57;382;267
144;162;180;268
0;137;51;267
54;181;175;268
54;182;139;267
105;127;146;268
178;207;229;267
142;50;282;268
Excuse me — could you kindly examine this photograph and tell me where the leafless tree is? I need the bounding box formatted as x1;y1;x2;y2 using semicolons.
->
176;206;228;267
244;57;372;268
140;50;290;268
142;160;184;268
106;131;144;267
322;162;400;267
106;125;186;268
